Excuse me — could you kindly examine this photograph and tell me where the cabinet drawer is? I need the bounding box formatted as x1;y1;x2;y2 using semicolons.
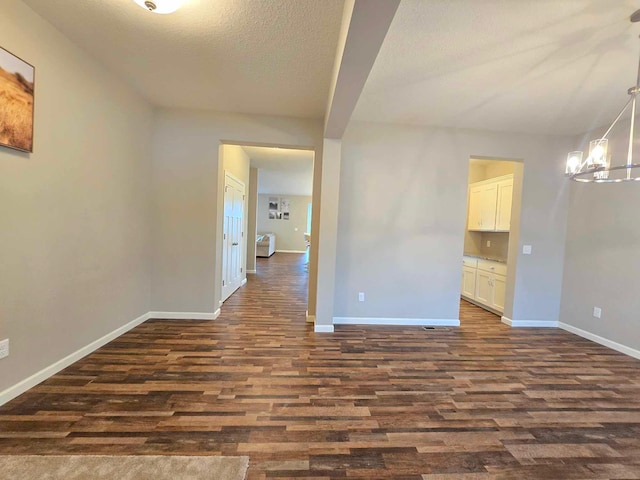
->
477;259;507;276
462;256;478;268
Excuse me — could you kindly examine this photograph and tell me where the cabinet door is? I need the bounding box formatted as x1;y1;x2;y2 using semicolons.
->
461;266;477;298
467;186;482;230
492;274;507;313
479;183;498;231
475;270;492;305
495;179;513;231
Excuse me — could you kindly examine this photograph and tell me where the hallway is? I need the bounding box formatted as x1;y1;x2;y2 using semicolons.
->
1;254;640;479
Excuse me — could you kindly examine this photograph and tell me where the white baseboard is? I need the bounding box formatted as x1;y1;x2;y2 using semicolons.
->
333;317;460;326
306;310;315;323
241;278;247;286
559;322;640;360
246;270;256;274
314;325;334;333
0;311;151;407
275;250;307;254
501;316;558;328
148;310;221;320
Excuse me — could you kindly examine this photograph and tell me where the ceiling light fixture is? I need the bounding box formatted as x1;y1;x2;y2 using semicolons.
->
133;0;184;14
565;9;640;183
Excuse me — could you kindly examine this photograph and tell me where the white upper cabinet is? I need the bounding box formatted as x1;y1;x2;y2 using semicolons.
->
467;174;513;232
495;178;513;232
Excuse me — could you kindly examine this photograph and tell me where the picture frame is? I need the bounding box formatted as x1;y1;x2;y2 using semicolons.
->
0;46;35;153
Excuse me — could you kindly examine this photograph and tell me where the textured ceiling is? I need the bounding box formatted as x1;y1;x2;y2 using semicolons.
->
243;146;314;196
353;0;640;135
23;0;344;118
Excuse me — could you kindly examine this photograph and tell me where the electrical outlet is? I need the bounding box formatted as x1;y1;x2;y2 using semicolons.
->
0;339;9;360
593;306;602;319
523;245;532;255
486;240;491;247
358;292;365;302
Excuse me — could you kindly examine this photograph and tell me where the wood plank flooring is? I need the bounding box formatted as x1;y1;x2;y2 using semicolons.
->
2;253;640;478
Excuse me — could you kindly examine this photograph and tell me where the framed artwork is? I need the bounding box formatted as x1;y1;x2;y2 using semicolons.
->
0;46;35;153
268;197;279;219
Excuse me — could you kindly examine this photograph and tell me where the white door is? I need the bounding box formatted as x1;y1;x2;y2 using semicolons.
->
495;179;513;231
461;266;477;298
221;173;245;302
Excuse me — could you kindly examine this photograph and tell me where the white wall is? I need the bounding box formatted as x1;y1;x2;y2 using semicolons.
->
0;1;153;392
150;109;323;314
257;194;311;252
560;117;640;352
334;121;571;323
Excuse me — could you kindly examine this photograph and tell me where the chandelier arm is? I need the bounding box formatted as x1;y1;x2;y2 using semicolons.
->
598;95;633;143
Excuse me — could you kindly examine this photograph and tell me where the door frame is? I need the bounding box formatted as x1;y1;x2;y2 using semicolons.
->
215;141;319;316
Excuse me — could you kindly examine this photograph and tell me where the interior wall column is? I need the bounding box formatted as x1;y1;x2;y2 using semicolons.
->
314;138;342;332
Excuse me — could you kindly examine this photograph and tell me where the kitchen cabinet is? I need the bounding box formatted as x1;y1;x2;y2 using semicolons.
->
461;256;507;314
461;266;477;298
467;175;513;232
495;178;513;231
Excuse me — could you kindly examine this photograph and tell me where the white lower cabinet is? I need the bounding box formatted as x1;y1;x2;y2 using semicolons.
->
461;266;477;298
461;257;507;314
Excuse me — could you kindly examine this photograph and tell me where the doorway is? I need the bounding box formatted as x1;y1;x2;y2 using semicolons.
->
461;157;523;323
217;142;316;317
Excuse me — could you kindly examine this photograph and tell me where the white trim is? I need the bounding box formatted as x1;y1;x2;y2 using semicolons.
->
501;316;558;328
306;310;315;323
148;310;221;321
219;300;223;308
0;311;151;407
314;325;334;333
275;250;308;254
333;317;460;326
241;278;247;286
559;322;640;360
246;270;256;274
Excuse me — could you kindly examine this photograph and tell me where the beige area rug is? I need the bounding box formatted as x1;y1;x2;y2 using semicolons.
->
0;455;249;480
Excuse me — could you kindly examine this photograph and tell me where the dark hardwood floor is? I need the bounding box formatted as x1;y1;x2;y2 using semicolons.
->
2;253;640;479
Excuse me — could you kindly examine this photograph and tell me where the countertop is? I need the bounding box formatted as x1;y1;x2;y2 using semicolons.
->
463;253;507;264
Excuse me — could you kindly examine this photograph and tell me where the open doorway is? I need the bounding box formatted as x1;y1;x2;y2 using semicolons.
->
218;143;314;311
461;157;523;323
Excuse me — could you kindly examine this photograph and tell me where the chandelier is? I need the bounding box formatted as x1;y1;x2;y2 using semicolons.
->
565;10;640;183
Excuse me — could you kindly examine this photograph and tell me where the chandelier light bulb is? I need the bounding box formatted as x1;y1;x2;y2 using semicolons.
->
591;145;604;162
133;0;185;14
566;151;583;175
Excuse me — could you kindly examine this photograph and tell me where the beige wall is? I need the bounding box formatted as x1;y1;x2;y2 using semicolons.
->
246;168;259;273
222;144;250;284
334;121;571;323
560;117;640;351
0;1;153;392
151;109;323;314
257;194;311;252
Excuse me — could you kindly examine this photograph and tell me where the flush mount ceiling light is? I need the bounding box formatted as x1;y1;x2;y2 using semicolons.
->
565;9;640;183
133;0;184;14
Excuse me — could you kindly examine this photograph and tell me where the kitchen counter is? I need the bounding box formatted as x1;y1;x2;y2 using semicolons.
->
463;253;507;264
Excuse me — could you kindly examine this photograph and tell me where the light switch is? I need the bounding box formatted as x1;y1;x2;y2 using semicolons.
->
523;245;532;255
